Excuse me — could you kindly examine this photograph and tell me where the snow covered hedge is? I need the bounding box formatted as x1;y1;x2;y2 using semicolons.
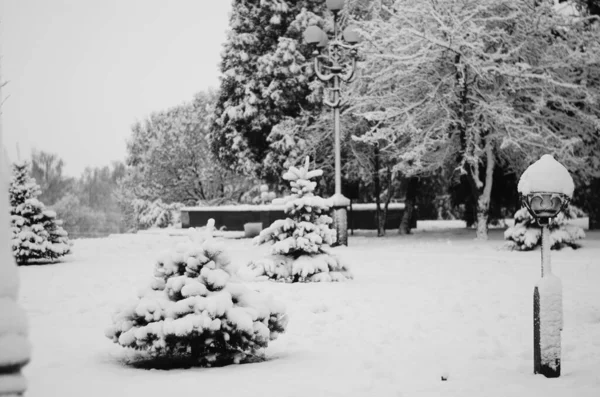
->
132;199;183;229
504;206;585;251
105;222;288;367
248;157;352;282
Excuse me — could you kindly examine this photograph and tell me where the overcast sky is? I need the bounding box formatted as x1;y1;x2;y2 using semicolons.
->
0;0;231;176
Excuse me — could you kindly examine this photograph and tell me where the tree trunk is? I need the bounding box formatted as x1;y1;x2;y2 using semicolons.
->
380;166;394;236
399;176;419;235
469;140;495;240
464;197;476;228
588;178;600;230
373;144;384;237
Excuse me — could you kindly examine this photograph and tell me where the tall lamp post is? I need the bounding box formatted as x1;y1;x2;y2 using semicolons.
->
303;0;359;246
518;154;573;378
0;56;30;395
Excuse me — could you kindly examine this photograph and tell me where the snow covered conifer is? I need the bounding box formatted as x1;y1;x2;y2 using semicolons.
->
249;157;352;282
105;220;288;367
504;206;585;251
9;161;70;264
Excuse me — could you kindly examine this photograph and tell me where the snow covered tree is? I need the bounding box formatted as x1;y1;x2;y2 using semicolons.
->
351;0;600;240
10;162;70;265
30;149;73;206
504;206;586;251
210;0;329;181
122;90;254;207
131;199;183;229
249;157;352;282
105;221;288;367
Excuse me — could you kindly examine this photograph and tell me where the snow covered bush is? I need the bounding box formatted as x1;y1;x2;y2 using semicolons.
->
248;157;352;282
132;199;183;229
504;206;585;251
9;162;71;264
105;220;288;367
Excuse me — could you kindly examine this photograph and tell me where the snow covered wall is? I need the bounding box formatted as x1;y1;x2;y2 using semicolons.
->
0;117;31;394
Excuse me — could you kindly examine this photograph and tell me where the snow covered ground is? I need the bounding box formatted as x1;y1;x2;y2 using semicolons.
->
17;221;600;397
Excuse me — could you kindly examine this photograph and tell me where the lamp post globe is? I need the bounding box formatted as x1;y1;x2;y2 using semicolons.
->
304;25;324;45
326;0;345;12
343;26;360;44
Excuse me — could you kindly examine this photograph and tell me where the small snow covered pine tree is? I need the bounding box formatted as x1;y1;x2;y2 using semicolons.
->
105;220;288;367
249;157;352;282
504;206;585;251
9;162;70;264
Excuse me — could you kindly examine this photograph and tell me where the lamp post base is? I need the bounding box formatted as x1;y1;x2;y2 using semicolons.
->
332;207;348;247
330;194;350;247
533;275;563;378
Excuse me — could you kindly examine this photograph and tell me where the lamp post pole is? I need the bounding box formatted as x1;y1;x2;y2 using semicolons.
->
532;217;563;378
304;1;358;246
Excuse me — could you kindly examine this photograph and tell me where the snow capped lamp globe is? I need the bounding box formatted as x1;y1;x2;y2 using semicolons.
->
518;154;574;225
518;154;573;379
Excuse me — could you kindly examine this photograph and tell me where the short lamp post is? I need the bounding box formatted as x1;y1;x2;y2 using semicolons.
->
303;0;359;246
518;154;574;378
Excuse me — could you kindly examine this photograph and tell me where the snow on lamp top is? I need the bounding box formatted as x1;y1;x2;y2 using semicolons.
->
326;0;345;12
517;154;574;198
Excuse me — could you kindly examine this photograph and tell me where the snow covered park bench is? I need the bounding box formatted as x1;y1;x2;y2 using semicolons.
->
180;203;414;232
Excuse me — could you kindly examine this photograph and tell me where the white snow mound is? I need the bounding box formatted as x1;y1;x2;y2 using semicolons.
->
518;154;574;197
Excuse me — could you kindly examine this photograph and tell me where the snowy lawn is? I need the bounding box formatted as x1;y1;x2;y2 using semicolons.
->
18;222;600;397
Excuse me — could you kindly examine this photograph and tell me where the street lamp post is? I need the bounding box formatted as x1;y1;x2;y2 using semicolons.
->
303;0;359;246
518;154;574;378
0;58;30;395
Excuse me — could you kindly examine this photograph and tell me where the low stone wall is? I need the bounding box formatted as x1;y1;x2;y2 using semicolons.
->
181;203;414;231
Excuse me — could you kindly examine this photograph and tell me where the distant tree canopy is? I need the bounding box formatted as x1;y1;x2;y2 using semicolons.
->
350;0;600;238
25;150;128;238
31;149;74;206
121;91;255;208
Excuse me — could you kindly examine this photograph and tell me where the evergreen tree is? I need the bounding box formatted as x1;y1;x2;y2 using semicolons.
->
9;162;70;264
504;206;586;250
105;221;288;367
249;157;352;282
210;0;327;181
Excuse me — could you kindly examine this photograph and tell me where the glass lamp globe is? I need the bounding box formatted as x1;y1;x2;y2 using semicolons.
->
304;25;324;45
343;26;359;44
522;192;570;220
326;0;345;12
518;154;573;222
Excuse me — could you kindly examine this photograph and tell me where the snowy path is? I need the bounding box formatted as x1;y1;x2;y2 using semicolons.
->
18;228;600;397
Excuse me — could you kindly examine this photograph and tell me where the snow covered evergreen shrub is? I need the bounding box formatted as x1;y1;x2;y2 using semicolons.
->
132;199;183;229
248;157;352;282
504;206;585;251
105;221;288;367
9;162;70;264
